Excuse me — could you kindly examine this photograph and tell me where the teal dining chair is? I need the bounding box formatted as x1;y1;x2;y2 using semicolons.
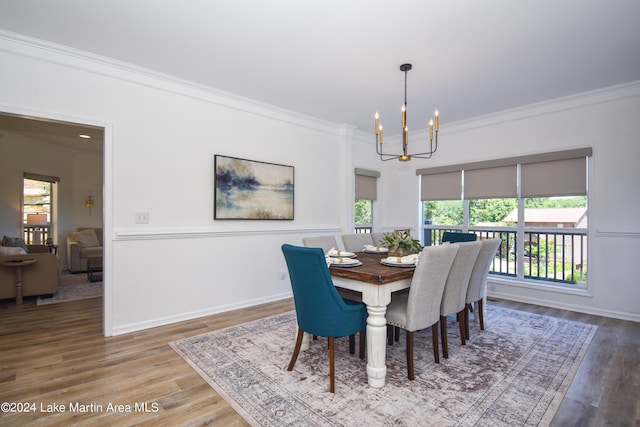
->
441;231;478;243
281;244;367;393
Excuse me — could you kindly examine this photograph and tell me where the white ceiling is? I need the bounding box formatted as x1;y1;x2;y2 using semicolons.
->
1;0;639;140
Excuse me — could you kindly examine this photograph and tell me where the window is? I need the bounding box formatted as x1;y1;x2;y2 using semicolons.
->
355;199;373;232
23;173;59;245
418;148;590;287
354;168;379;233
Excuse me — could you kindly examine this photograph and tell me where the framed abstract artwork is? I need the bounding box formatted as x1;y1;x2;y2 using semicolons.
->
214;155;294;220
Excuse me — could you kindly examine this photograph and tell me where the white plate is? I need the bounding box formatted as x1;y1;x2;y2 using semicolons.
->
326;250;357;258
380;257;416;267
328;258;362;267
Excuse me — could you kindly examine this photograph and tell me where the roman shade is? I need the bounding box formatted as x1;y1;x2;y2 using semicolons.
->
24;172;60;183
417;148;591;201
420;171;461;201
355;168;380;200
464;165;517;199
521;157;587;197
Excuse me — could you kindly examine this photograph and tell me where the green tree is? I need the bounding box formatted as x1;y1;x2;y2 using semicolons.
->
355;199;372;225
424;200;463;225
469;198;517;225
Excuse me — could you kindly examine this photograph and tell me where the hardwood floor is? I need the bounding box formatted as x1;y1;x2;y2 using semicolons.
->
0;296;638;426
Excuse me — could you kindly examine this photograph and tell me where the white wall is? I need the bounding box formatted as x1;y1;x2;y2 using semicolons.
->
1;34;346;335
354;84;640;321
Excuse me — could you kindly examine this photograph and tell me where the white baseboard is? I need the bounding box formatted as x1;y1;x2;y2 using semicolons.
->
487;290;640;323
110;291;292;336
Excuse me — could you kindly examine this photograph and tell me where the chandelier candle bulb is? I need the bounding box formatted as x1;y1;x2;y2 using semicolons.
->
379;126;383;144
401;104;406;128
429;119;434;140
435;110;439;132
375;112;379;135
405;127;409;145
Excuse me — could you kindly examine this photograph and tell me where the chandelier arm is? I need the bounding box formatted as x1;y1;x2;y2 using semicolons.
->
402;133;438;158
376;134;401;161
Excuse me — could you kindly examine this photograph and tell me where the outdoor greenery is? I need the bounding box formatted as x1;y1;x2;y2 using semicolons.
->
355;199;372;225
424;196;587;226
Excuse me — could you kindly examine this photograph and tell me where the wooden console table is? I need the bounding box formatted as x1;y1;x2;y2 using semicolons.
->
0;258;37;305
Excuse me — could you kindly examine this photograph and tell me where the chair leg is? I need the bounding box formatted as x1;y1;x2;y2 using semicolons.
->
477;298;485;330
359;329;366;359
458;309;466;345
349;334;355;354
395;326;400;342
440;316;449;359
328;337;335;393
431;323;440;363
288;329;304;371
406;330;414;380
464;303;471;340
387;325;393;345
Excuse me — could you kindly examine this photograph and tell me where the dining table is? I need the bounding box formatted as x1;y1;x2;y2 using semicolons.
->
329;251;415;388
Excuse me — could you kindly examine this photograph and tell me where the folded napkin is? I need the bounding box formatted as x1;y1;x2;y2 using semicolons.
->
364;244;388;253
327;247;354;257
326;256;358;266
388;254;419;264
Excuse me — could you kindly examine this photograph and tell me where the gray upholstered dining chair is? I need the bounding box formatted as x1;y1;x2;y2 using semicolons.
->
341;234;374;252
439;240;482;358
464;238;502;339
385;244;459;380
371;232;385;246
302;236;340;254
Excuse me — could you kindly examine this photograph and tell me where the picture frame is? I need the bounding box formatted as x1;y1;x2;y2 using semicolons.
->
214;155;294;220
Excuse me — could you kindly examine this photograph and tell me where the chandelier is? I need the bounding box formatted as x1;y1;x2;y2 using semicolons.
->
375;63;440;161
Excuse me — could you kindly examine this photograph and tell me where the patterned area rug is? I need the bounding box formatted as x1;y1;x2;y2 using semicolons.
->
171;305;596;426
37;273;102;305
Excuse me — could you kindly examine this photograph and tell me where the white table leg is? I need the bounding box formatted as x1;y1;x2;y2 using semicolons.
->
332;276;409;388
301;331;311;351
364;304;388;388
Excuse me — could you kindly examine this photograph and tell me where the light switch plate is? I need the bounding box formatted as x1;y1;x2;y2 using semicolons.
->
135;212;149;224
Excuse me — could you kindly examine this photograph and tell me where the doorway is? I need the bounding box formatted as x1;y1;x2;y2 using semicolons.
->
0;110;109;334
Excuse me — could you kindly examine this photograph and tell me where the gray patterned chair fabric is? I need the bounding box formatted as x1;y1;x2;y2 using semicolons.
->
439;241;482;358
341;234;374;252
465;238;502;337
302;236;340;254
385;244;459;379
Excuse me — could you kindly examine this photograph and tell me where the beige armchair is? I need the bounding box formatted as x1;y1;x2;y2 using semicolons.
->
67;227;103;273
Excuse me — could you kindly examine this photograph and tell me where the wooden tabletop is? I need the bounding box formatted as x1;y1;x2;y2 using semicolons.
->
0;258;37;267
329;251;415;285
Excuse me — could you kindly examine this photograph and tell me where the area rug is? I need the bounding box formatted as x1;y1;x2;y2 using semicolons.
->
37;273;102;305
171;306;596;426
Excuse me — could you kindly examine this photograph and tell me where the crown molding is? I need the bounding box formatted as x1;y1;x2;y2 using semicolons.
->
444;80;640;135
0;30;344;135
354;80;640;140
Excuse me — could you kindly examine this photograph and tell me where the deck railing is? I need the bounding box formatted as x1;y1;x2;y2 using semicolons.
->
424;226;587;285
23;225;50;245
355;226;373;234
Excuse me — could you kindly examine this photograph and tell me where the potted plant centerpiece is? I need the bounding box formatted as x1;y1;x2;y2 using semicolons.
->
380;230;423;257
